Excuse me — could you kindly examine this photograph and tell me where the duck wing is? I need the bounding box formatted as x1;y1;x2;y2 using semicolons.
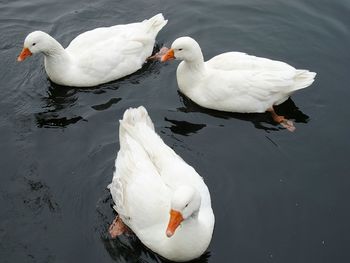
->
64;14;167;83
109;131;170;232
120;107;212;207
207;51;294;72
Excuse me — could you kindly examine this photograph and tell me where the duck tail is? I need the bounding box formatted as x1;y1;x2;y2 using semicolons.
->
293;70;317;91
119;107;173;162
145;13;168;35
118;106;153;151
121;106;155;131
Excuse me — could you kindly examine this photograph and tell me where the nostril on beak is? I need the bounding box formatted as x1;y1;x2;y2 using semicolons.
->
166;230;173;238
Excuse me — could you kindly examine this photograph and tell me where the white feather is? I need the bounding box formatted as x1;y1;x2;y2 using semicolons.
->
108;106;214;262
21;14;167;87
171;37;316;113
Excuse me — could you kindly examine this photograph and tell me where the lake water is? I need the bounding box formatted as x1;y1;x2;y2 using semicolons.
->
1;0;349;262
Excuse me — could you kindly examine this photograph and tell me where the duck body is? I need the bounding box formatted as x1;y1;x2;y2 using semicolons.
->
108;106;214;262
164;37;316;113
18;14;167;87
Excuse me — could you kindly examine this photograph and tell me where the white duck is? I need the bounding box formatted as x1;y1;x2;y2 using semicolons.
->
108;106;214;262
161;37;316;131
17;14;167;87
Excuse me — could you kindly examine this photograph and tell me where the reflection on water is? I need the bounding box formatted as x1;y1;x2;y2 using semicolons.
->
92;98;122;111
102;232;210;263
165;118;206;136
36;114;84;128
45;82;79;106
177;92;309;131
23;176;60;213
35;83;85;128
102;236;160;263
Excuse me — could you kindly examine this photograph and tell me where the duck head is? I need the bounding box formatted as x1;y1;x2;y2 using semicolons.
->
166;185;201;238
161;36;203;63
17;31;60;61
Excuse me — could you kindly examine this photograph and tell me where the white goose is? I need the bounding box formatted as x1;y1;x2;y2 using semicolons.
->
161;37;316;131
108;106;214;262
17;14;167;87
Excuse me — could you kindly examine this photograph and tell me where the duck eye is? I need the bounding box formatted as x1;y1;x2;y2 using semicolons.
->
185;204;189;208
32;43;36;46
178;48;183;51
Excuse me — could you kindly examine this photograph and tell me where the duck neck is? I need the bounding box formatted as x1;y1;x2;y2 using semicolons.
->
42;35;66;59
177;54;205;94
183;53;205;73
43;36;72;84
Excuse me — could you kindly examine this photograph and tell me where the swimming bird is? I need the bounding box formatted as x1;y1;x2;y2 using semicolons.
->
161;37;316;131
108;106;214;262
17;14;167;87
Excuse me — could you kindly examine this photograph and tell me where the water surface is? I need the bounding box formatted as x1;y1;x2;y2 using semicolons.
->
0;0;349;262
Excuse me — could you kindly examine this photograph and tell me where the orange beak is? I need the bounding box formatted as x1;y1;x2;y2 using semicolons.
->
166;209;184;237
161;48;175;62
17;47;32;62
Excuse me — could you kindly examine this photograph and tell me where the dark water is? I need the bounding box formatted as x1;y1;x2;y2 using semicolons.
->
1;0;350;262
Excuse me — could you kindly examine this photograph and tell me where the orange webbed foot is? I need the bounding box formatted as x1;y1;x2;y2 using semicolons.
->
267;107;296;132
280;119;296;132
109;216;131;238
